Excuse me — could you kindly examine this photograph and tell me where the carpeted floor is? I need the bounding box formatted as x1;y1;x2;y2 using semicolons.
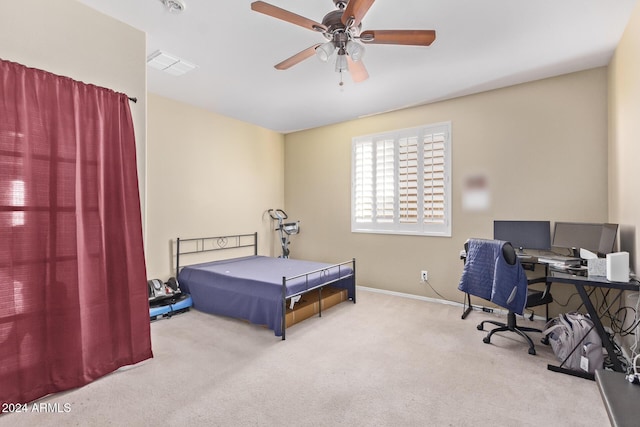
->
0;289;610;426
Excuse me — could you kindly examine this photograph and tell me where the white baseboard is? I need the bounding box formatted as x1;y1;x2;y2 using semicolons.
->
356;285;547;321
357;285;463;307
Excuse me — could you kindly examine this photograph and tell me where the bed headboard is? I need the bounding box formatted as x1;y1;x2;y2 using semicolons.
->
175;232;258;275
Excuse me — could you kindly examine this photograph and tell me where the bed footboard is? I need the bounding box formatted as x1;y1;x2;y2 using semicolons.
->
280;258;356;340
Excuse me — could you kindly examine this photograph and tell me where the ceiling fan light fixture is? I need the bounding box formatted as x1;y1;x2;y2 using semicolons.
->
346;40;365;61
249;0;435;84
335;53;348;72
316;41;336;62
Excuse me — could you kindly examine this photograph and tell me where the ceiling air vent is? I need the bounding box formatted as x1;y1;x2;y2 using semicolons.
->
146;50;197;76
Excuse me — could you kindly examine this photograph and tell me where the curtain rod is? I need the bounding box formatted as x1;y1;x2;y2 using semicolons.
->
3;57;139;104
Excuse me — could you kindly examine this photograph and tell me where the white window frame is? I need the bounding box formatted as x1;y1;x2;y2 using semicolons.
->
351;121;451;237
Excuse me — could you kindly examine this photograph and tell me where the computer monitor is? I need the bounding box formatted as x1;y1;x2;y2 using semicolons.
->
598;223;619;255
552;222;618;255
493;220;551;252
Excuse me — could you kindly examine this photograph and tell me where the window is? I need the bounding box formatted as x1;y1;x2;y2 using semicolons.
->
352;122;451;236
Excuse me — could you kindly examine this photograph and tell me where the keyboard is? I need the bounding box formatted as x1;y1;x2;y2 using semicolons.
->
537;255;581;266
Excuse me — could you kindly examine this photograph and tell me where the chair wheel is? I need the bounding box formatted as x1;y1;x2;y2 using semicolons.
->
528;348;536;355
483;337;490;344
541;336;549;345
477;324;484;331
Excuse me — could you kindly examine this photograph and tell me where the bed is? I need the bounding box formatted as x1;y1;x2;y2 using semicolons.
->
175;232;356;339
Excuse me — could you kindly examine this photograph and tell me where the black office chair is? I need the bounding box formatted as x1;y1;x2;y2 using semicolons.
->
462;239;553;355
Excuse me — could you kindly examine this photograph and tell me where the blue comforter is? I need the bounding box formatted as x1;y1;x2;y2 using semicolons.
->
178;256;355;336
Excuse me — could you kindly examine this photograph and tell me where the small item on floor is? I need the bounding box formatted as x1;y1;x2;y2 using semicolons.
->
148;277;192;321
543;312;603;374
626;355;640;385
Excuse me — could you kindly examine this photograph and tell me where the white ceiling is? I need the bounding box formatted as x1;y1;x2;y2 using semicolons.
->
78;0;637;133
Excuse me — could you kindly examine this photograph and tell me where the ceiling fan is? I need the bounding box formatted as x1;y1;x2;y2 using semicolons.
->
250;0;436;84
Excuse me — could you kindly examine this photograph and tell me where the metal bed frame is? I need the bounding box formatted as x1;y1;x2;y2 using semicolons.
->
175;232;356;339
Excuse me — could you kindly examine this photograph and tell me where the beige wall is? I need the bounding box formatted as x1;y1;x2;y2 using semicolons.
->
609;1;640;275
285;68;609;314
0;0;147;232
146;94;285;279
0;0;284;281
2;0;629;305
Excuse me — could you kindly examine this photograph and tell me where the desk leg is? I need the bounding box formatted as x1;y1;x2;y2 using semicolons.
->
574;283;623;372
547;364;595;380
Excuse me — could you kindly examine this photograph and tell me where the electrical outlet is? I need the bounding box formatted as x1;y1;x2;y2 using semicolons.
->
421;270;428;282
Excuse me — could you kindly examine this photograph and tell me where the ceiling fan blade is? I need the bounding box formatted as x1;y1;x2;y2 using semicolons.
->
347;56;369;83
341;0;375;28
251;1;327;33
275;44;322;70
360;30;436;46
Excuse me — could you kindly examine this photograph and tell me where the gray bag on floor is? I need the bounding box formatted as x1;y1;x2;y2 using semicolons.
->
542;312;604;374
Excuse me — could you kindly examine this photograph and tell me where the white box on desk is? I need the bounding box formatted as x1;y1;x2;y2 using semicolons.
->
606;251;629;282
587;258;606;277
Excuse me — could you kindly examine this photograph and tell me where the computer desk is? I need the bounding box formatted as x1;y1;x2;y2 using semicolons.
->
543;268;639;379
460;252;638;377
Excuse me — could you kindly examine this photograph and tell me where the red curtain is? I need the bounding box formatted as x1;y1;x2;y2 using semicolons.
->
0;59;152;404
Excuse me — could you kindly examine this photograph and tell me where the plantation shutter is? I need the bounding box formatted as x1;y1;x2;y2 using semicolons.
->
375;139;395;223
399;135;419;224
352;122;451;236
354;140;373;222
423;131;446;224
